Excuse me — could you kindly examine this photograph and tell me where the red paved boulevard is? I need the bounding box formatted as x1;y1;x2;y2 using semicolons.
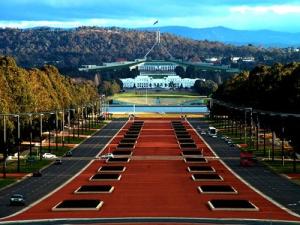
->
2;118;300;223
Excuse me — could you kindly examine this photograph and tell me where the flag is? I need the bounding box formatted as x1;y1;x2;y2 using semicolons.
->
153;20;158;25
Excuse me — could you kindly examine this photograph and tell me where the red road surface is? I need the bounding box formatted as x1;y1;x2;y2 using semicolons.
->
3;118;300;223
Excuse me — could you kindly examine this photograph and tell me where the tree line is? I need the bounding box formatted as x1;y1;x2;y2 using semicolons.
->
0;56;99;114
213;62;300;113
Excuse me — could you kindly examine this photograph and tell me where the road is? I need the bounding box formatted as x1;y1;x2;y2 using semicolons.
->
188;118;300;216
0;120;126;218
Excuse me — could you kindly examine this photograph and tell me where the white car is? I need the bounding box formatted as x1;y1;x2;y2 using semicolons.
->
42;153;57;159
100;153;114;159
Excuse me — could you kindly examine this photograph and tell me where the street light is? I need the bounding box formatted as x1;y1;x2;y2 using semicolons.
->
28;113;33;158
244;107;252;146
55;111;58;152
2;115;7;178
59;111;65;147
39;113;44;160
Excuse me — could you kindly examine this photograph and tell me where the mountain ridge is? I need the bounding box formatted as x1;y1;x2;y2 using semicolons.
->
138;26;300;47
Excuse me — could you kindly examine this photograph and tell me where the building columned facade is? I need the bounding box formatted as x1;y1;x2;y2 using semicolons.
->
121;61;203;89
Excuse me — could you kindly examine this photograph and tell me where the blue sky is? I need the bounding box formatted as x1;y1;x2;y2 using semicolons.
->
1;0;300;32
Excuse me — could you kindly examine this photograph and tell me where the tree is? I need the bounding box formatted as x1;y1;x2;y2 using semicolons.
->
194;79;218;96
175;66;185;77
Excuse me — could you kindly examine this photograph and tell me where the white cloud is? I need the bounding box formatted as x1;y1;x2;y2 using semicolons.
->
230;5;300;15
0;18;158;29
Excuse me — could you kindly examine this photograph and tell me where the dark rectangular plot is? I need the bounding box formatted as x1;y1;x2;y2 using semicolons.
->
184;157;207;163
124;134;139;139
75;185;114;193
107;157;130;163
98;166;126;172
133;121;144;124
176;134;191;139
188;166;215;172
192;173;223;181
128;126;142;130
53;200;103;211
112;150;132;156
128;129;141;132
180;143;197;149
126;131;140;135
117;143;135;149
182;150;202;156
174;127;186;131
177;138;195;144
90;173;121;180
208;200;258;211
175;132;189;136
198;185;237;194
128;127;141;130
120;139;136;144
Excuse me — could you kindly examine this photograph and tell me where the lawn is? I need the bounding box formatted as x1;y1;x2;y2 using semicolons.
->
111;90;208;106
262;160;300;174
1;159;51;174
0;178;16;189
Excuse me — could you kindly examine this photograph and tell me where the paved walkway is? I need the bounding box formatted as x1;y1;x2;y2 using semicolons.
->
189;118;300;216
0;120;126;218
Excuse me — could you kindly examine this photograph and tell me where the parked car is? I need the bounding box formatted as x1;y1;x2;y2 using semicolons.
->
54;159;63;165
42;153;57;159
65;151;73;157
10;194;25;206
100;153;114;159
200;130;206;135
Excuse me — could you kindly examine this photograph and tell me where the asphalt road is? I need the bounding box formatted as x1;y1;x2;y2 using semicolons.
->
0;120;126;218
189;118;300;216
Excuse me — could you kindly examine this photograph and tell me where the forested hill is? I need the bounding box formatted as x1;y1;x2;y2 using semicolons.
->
0;56;98;114
0;27;294;69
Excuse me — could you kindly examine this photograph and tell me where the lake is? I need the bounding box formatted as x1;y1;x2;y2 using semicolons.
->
108;105;208;113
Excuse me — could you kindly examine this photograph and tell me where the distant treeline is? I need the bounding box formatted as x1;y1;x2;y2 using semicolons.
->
0;27;298;69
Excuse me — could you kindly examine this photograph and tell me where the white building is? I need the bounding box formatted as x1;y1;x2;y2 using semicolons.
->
121;61;203;89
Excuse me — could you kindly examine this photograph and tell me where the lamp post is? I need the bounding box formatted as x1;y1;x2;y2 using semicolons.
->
2;115;7;178
39;113;44;160
60;110;65;147
55;111;58;152
67;109;71;143
16;115;20;172
77;107;80;138
29;114;33;157
244;108;252;146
